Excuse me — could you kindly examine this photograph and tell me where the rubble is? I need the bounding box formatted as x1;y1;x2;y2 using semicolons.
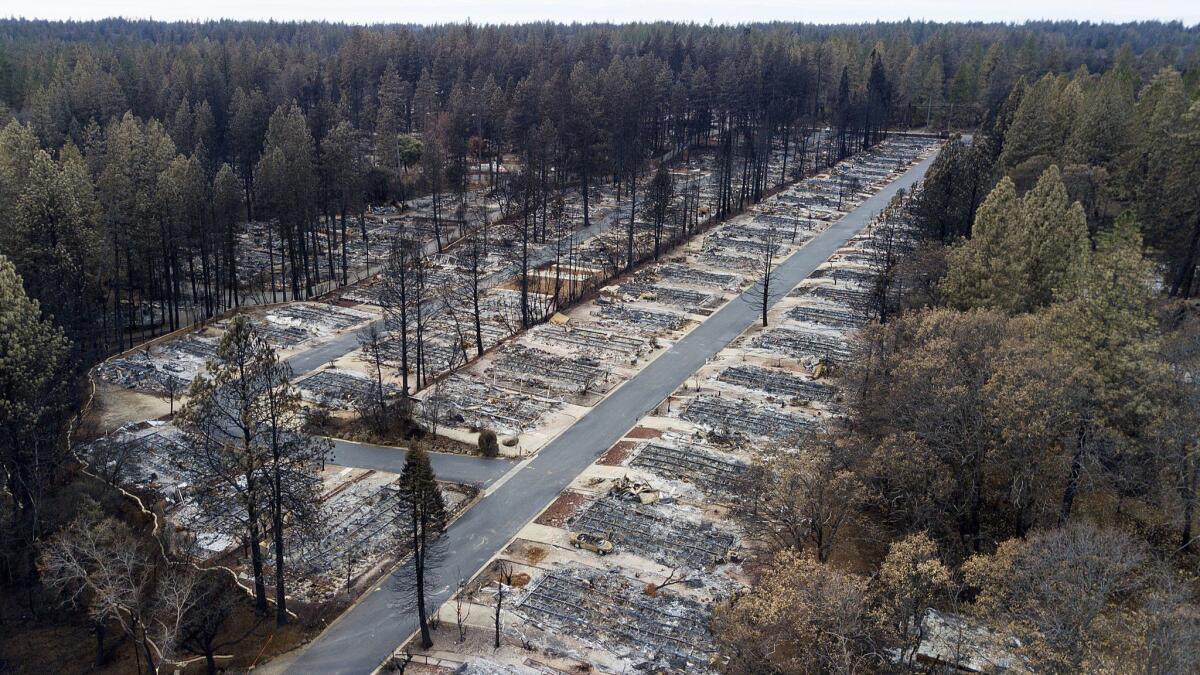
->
515;568;716;673
527;324;649;361
613;475;662;504
628;441;748;497
813;266;876;284
750;326;852;363
423;374;561;435
716;364;834;402
824;251;874;266
167;335;220;360
681;395;813;440
785;303;868;329
296;369;401;410
617;282;719;313
267;302;373;331
98;351;191;394
703;234;782;256
655;264;741;290
97;334;220;394
243;302;375;349
570;495;735;569
492;345;607;394
80;424;188;500
699;251;760;273
379;333;469;379
595;303;687;334
801;284;871;307
282;469;474;602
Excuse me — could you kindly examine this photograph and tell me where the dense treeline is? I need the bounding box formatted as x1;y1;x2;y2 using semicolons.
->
2;256;297;671
911;57;1200;295
717;56;1200;672
1;19;1198;369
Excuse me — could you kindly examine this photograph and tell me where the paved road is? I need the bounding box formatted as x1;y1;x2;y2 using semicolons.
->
286;149;939;675
327;438;512;487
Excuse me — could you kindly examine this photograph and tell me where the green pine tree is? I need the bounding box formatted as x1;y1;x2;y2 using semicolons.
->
942;177;1027;312
943;166;1089;314
1020;165;1090;310
999;73;1063;168
397;447;447;648
1048;212;1159;424
1068;66;1135;167
0;255;74;550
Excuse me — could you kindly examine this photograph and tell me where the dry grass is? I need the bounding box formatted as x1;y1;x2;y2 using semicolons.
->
525;545;548;566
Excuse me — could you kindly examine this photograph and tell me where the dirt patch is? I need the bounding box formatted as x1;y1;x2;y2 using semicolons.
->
525;545;548;566
310;414;479;456
597;440;637;466
475;559;525;589
534;491;588;528
625;426;663;440
88;382;173;434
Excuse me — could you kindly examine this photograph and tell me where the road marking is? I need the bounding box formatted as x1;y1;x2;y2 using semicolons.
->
482;454;537;497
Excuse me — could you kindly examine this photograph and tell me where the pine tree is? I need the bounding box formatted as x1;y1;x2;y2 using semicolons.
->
256;102;319;299
178;316;330;620
212;164;243;307
1162;100;1200;297
1050;77;1084;154
7;144;105;360
645;162;674;259
999;74;1062;169
0;120;40;214
396;447;446;649
941;177;1027;312
1121;68;1185;213
412;68;439;131
1068;66;1134;167
1020;165;1090;310
320;120;367;284
228;88;269;221
0;255;74;553
1046;211;1160;430
942;166;1088;314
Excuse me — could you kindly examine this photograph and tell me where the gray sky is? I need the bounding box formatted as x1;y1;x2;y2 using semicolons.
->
5;0;1198;26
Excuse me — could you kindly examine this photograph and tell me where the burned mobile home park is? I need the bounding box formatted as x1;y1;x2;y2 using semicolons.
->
3;15;1200;675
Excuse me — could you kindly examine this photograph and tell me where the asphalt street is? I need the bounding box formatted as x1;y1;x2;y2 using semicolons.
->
286;148;939;674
